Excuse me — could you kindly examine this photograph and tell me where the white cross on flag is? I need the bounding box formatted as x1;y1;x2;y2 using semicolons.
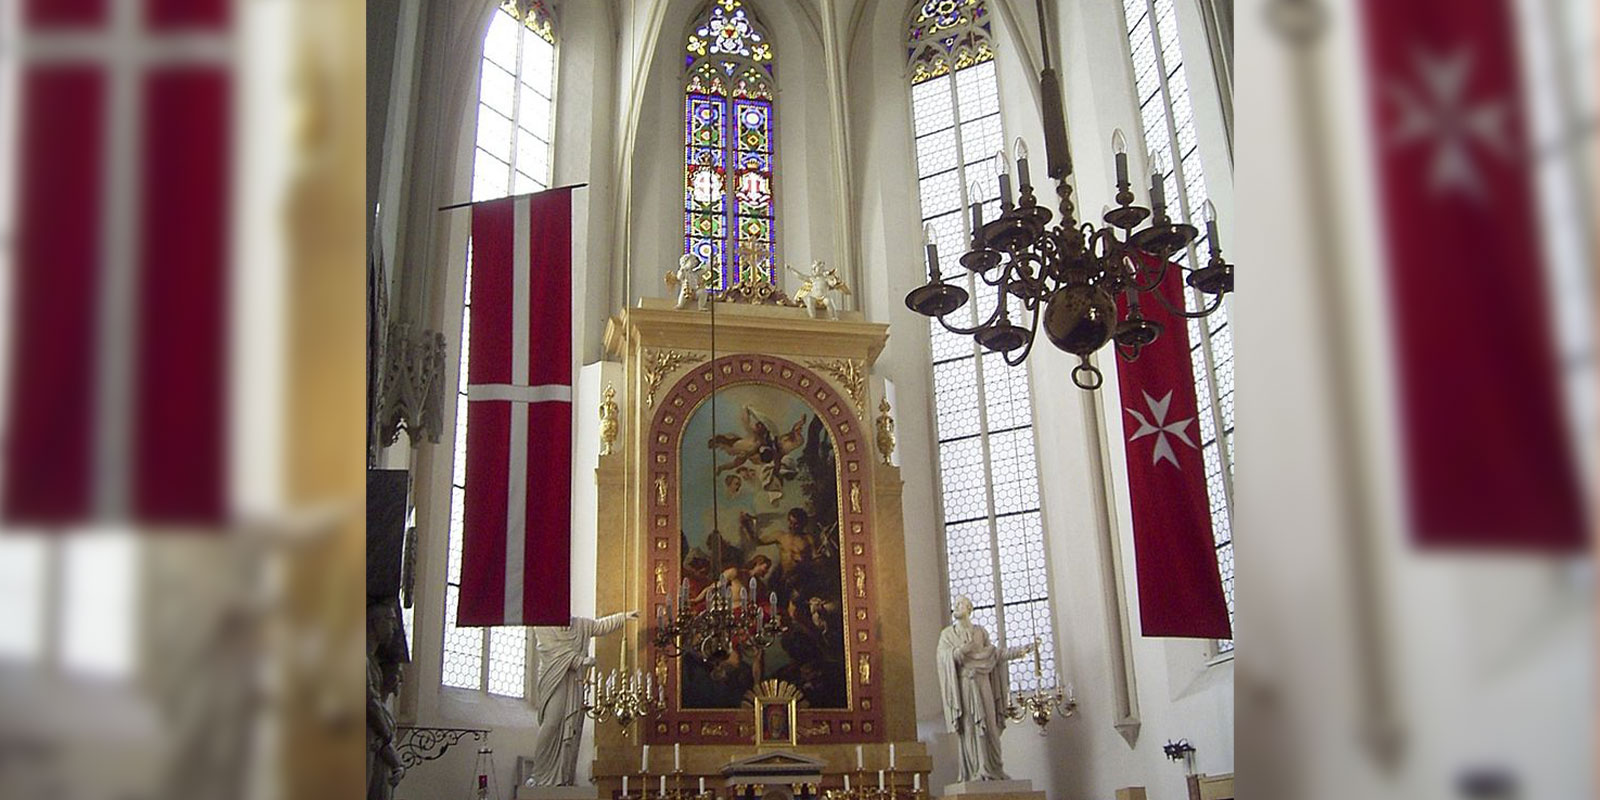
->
457;188;576;627
1360;0;1585;549
3;0;232;524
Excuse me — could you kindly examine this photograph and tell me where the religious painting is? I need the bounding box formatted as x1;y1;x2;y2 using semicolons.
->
678;383;848;709
755;698;796;747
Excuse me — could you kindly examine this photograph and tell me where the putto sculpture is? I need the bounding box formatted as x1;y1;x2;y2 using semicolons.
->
787;260;851;319
666;253;714;310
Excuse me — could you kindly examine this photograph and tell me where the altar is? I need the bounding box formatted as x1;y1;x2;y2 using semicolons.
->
586;295;931;797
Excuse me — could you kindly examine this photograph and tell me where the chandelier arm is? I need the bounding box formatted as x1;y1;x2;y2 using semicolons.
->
1149;283;1226;319
935;292;1008;336
1003;303;1043;367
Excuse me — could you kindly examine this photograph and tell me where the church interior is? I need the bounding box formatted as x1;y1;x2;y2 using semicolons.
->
366;2;1237;799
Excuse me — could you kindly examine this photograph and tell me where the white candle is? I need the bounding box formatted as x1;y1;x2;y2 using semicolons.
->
856;745;864;770
699;778;706;794
844;776;851;792
914;774;921;792
878;770;885;791
660;775;667;795
889;743;896;769
642;744;650;773
675;743;681;771
623;776;630;796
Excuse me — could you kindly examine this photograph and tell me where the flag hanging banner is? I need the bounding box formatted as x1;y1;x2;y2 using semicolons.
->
1115;270;1232;640
3;0;231;525
457;187;575;627
1359;0;1586;550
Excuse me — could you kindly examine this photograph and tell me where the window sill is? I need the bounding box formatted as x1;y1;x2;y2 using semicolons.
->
1206;648;1235;668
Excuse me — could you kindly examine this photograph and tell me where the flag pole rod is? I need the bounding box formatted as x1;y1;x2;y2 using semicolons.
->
437;183;588;212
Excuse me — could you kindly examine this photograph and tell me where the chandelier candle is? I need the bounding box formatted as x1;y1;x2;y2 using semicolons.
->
1014;138;1031;192
997;150;1014;211
968;182;984;244
1203;199;1220;252
1112;129;1129;186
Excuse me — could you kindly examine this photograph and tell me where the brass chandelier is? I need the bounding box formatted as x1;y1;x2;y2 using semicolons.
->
653;576;784;662
904;0;1234;390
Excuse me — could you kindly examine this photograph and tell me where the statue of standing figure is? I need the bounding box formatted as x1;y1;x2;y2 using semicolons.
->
527;612;638;786
666;254;713;310
787;260;851;319
936;595;1036;783
367;602;405;800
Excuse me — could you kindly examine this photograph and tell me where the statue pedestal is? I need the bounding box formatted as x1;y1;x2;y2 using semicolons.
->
940;780;1045;799
515;786;601;800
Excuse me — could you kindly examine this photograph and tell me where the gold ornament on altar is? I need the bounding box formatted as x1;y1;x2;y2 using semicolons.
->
717;241;792;305
599;383;619;456
875;397;896;466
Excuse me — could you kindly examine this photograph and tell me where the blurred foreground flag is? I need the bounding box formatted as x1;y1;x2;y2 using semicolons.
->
1360;0;1586;550
4;0;232;525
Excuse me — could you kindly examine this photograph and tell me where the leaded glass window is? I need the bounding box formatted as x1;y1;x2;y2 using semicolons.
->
684;0;776;289
442;0;557;697
909;1;1057;693
1121;0;1234;650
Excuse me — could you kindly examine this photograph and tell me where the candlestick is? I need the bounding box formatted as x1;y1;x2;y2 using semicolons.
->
968;183;983;243
660;775;667;796
889;743;896;769
699;778;706;794
642;745;650;774
856;745;864;770
923;223;940;279
844;775;851;792
623;776;630;796
1014;137;1030;192
1203;199;1220;252
996;149;1013;211
1112;128;1129;186
878;770;884;791
675;743;681;771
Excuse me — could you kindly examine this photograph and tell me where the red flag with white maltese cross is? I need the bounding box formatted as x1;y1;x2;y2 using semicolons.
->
457;188;576;627
1360;0;1586;549
1115;273;1231;640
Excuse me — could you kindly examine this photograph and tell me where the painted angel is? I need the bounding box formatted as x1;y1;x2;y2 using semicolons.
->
708;406;807;504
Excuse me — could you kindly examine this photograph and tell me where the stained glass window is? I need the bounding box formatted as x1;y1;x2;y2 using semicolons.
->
442;0;558;697
1121;0;1234;652
908;0;994;85
908;2;1057;693
684;0;776;289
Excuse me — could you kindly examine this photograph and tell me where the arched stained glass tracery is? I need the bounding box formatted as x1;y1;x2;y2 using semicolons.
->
908;0;994;85
684;0;776;289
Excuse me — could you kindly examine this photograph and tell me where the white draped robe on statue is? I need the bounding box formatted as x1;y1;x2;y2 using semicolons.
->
529;613;628;785
936;620;1027;782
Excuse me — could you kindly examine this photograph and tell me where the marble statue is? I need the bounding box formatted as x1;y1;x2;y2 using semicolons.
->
936;595;1036;782
367;602;405;800
787;260;851;319
528;611;638;786
666;254;712;310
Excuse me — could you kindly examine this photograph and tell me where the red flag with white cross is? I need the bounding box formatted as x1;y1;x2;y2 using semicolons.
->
456;188;576;627
4;0;232;525
1359;0;1586;549
1114;269;1232;640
